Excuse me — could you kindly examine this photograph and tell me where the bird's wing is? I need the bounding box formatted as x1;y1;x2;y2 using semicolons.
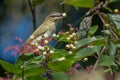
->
32;24;49;37
26;24;49;42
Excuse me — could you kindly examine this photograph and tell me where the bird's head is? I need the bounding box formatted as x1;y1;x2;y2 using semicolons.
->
45;12;66;22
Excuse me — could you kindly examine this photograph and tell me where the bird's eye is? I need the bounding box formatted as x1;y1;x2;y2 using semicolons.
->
51;15;56;17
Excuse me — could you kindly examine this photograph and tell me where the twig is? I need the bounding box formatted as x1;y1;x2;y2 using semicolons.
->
28;0;36;31
91;58;99;72
97;12;119;39
43;59;52;80
21;53;24;80
55;2;66;48
85;1;108;16
74;1;108;26
101;46;107;54
93;54;98;59
60;2;65;29
92;46;107;72
115;60;120;66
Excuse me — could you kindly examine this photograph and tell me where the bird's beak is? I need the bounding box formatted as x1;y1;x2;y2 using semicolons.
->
55;13;67;20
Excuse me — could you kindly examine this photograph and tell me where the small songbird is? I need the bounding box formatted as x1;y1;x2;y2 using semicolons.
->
26;12;66;44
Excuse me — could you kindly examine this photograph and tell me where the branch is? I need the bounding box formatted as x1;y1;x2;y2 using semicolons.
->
21;53;24;80
85;1;108;16
28;0;36;31
74;1;108;26
60;2;65;28
43;59;53;80
55;2;66;48
92;46;107;72
97;12;119;39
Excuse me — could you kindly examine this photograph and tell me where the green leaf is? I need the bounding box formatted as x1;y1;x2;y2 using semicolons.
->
58;34;73;42
26;75;45;80
18;55;43;67
75;46;100;59
24;52;33;56
92;39;106;46
5;0;12;5
104;7;113;13
110;0;120;2
76;36;105;48
116;44;120;48
79;16;93;38
117;28;120;35
51;49;68;61
52;72;70;80
0;60;21;74
27;55;43;63
48;59;73;72
19;53;34;62
108;42;116;56
99;55;116;66
32;0;45;6
24;62;42;70
108;14;120;29
54;49;68;55
24;66;45;76
113;40;120;48
102;30;111;35
91;36;106;46
88;25;98;36
76;37;95;48
63;0;94;8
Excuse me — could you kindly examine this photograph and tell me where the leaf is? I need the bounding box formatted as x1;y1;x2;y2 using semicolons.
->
104;7;113;13
88;25;98;36
24;66;45;76
48;59;73;72
5;0;12;5
108;14;120;29
26;75;45;80
79;16;93;38
102;30;111;35
76;36;105;48
110;0;120;3
0;60;21;74
113;39;120;44
63;0;94;8
116;44;120;48
52;72;70;80
99;55;116;66
24;52;33;56
19;53;34;62
113;40;120;48
32;0;45;6
76;37;95;48
117;28;120;35
18;55;43;66
108;42;116;56
58;34;73;42
51;49;68;60
75;46;100;59
55;49;68;55
92;39;106;46
27;55;43;63
91;36;106;46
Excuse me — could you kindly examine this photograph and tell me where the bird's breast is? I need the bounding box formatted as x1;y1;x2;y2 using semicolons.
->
46;23;56;36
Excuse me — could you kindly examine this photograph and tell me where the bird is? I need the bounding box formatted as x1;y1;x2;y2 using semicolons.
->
26;12;66;45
